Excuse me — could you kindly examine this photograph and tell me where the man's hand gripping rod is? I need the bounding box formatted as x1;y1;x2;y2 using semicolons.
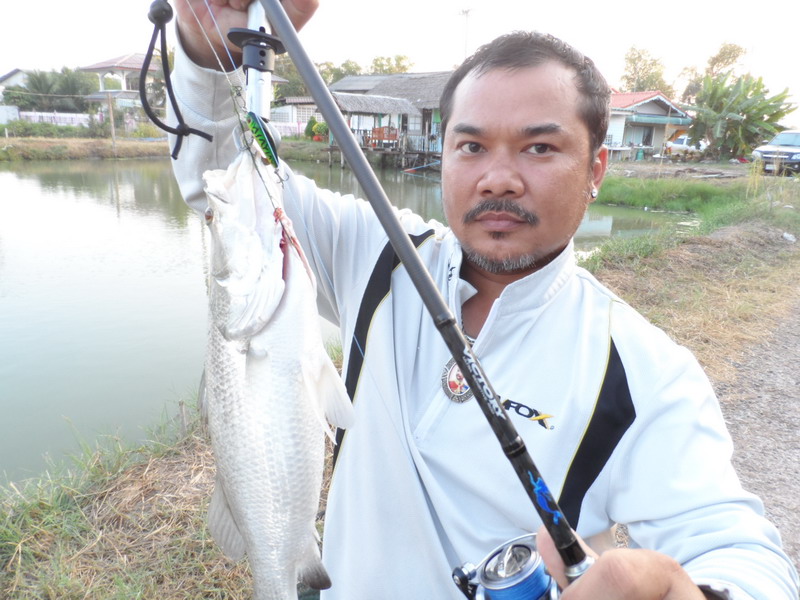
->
257;0;594;586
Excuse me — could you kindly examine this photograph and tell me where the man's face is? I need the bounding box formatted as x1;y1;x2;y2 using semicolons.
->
441;62;607;276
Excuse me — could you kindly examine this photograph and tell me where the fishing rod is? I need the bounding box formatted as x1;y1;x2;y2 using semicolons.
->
256;0;594;591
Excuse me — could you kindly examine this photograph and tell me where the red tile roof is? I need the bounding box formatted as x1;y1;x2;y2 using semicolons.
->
611;90;670;109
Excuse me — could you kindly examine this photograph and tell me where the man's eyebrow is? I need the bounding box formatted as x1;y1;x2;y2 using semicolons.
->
522;123;563;137
451;123;483;136
450;123;565;137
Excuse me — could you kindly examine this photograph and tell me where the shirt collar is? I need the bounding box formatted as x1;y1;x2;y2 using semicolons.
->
447;236;577;312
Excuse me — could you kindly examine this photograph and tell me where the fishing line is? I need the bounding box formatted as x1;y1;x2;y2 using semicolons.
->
176;8;579;574
182;0;411;454
184;0;246;89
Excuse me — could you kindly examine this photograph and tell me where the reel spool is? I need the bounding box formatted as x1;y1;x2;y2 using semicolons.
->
453;534;558;600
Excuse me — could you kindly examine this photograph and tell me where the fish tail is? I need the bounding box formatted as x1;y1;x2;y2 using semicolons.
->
299;528;332;591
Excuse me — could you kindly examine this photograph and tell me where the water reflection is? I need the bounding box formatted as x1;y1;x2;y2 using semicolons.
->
1;159;192;228
0;159;208;485
292;161;446;223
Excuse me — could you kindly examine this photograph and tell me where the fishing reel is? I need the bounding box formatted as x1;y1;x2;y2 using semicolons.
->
453;534;559;600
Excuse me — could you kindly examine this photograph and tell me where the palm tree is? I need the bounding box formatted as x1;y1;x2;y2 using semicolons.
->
55;68;97;112
24;71;58;112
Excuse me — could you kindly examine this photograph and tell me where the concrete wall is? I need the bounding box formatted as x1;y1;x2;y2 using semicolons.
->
0;105;20;125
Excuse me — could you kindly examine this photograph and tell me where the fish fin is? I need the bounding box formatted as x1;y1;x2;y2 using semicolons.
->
319;358;355;431
207;476;247;561
299;527;332;591
302;352;354;438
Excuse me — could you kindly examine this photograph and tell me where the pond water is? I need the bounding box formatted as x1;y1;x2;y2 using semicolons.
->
0;158;684;485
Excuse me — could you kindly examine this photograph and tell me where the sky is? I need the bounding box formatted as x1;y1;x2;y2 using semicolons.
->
2;0;798;127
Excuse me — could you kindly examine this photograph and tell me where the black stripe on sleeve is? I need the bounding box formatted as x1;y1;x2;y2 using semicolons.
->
558;338;636;528
332;230;435;461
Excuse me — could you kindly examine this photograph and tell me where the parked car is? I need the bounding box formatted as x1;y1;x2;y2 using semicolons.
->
665;134;707;156
751;130;800;175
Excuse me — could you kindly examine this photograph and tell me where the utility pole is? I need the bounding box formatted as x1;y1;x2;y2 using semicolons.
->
459;8;471;59
105;91;117;158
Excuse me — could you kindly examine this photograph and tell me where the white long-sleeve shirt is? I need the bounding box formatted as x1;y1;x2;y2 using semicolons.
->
168;37;799;600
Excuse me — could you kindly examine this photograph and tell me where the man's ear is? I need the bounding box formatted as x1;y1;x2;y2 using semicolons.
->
592;146;609;192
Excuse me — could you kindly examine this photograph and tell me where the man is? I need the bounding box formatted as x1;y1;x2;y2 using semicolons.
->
170;1;799;598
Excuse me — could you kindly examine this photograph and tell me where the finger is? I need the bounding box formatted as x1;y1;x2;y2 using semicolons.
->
559;549;706;600
536;525;598;592
228;0;252;10
536;525;567;590
281;0;319;31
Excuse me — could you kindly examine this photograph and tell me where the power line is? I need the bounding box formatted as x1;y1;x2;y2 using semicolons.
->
1;89;99;99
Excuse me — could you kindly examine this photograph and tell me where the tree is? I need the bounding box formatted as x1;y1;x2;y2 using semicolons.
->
1;85;37;111
317;59;363;86
54;68;97;112
23;70;58;111
620;47;674;97
707;43;746;78
368;55;413;75
687;72;794;159
274;54;309;98
144;49;173;111
681;43;745;102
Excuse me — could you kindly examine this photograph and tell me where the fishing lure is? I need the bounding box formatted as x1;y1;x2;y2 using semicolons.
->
246;111;280;168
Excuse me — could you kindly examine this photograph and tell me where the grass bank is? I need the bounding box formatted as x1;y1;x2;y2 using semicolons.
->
0;137;170;161
2;172;799;598
0;137;332;162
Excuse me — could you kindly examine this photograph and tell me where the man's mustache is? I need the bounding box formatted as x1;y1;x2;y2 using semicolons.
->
463;199;539;226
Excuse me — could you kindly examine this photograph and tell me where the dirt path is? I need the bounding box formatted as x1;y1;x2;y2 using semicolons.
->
715;290;800;569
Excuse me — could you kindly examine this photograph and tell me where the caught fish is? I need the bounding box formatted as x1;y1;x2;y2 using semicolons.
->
201;149;354;599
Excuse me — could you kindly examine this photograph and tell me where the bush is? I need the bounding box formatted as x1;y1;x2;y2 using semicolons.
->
312;121;329;137
4;119;106;139
131;122;163;139
304;116;317;139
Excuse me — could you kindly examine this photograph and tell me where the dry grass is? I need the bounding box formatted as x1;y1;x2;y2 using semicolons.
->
594;221;800;384
1;419;337;598
2;430;254;599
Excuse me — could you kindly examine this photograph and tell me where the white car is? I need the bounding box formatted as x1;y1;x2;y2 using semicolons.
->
665;134;707;156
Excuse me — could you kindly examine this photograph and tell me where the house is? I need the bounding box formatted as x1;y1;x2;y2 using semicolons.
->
272;96;324;137
326;74;696;161
331;92;419;148
79;53;158;92
0;69;27;123
330;72;451;153
78;54;162;132
608;91;691;159
1;68;89;126
0;68;28;90
369;72;451;153
327;74;393;95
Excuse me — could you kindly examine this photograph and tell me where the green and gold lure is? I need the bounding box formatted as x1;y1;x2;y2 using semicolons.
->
246;111;279;168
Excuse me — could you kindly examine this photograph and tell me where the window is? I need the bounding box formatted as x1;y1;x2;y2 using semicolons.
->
624;126;654;146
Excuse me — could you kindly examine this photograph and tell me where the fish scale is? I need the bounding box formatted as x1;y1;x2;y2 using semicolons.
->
202;151;353;600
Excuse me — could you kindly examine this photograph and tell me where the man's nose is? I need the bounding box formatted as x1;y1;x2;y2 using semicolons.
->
477;153;524;197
